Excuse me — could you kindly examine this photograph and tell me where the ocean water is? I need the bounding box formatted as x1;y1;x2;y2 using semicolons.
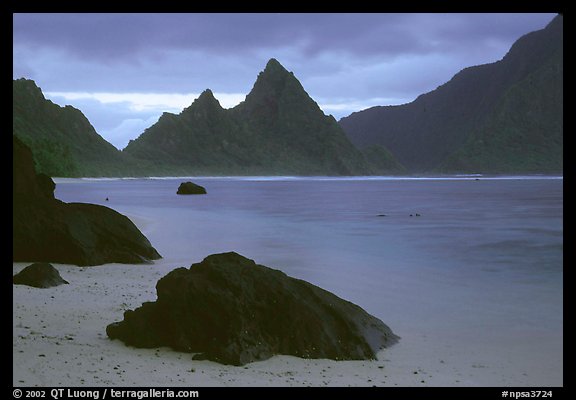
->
54;176;563;383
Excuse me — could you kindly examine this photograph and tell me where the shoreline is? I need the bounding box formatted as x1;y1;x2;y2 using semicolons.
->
13;259;562;387
52;174;564;184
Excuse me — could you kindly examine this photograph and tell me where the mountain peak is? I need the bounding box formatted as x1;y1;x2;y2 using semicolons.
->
546;14;563;30
199;88;215;98
125;59;371;175
178;88;223;120
264;58;288;73
13;78;46;103
258;58;294;83
190;88;222;109
240;58;304;111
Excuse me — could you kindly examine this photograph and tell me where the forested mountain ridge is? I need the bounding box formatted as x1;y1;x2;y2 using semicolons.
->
13;78;139;177
123;59;388;175
339;15;563;174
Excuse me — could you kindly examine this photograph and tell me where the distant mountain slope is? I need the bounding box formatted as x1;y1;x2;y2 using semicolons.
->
124;59;380;175
339;15;563;174
13;79;137;177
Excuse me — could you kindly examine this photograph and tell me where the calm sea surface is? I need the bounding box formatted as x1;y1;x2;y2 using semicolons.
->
54;176;563;369
54;176;563;278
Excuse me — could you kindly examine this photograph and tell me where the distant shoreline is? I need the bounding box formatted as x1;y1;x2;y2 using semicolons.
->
53;175;564;184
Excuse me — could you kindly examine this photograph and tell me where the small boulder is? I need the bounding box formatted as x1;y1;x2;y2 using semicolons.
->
13;263;69;288
177;181;206;195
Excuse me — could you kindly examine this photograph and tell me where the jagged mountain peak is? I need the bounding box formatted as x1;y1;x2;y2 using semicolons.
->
198;88;216;100
237;58;318;120
180;88;224;118
193;88;222;108
249;58;298;95
264;58;289;73
546;14;563;30
13;78;47;104
124;59;373;175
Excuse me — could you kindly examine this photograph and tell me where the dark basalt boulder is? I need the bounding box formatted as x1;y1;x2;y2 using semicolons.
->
106;252;399;366
13;200;162;266
13;135;162;266
177;181;206;195
13;262;68;288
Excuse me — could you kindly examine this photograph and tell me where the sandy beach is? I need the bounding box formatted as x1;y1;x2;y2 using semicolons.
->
12;259;562;387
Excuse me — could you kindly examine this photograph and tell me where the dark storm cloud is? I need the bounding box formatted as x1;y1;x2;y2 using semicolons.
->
13;13;310;61
13;13;556;61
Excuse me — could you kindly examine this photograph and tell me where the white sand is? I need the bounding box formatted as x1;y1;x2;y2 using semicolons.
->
13;212;563;387
12;259;562;387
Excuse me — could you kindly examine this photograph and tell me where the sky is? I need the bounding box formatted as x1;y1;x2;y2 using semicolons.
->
13;13;558;150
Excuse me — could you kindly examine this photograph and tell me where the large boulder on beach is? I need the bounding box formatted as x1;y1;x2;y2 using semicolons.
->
14;200;162;266
176;181;206;195
106;252;399;366
13;262;69;288
13;135;162;266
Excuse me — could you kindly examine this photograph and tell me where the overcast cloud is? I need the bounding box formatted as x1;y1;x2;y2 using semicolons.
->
13;13;558;149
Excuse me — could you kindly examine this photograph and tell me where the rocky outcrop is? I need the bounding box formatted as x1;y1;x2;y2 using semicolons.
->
13;135;162;266
176;181;207;195
106;252;399;366
13;263;69;288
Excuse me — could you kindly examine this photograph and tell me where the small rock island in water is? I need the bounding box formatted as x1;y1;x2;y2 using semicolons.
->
107;252;399;366
177;181;207;195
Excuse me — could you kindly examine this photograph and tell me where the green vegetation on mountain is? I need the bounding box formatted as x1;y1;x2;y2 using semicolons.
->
13;78;139;177
439;39;563;173
124;59;376;176
360;145;407;175
12;61;404;177
340;15;563;174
